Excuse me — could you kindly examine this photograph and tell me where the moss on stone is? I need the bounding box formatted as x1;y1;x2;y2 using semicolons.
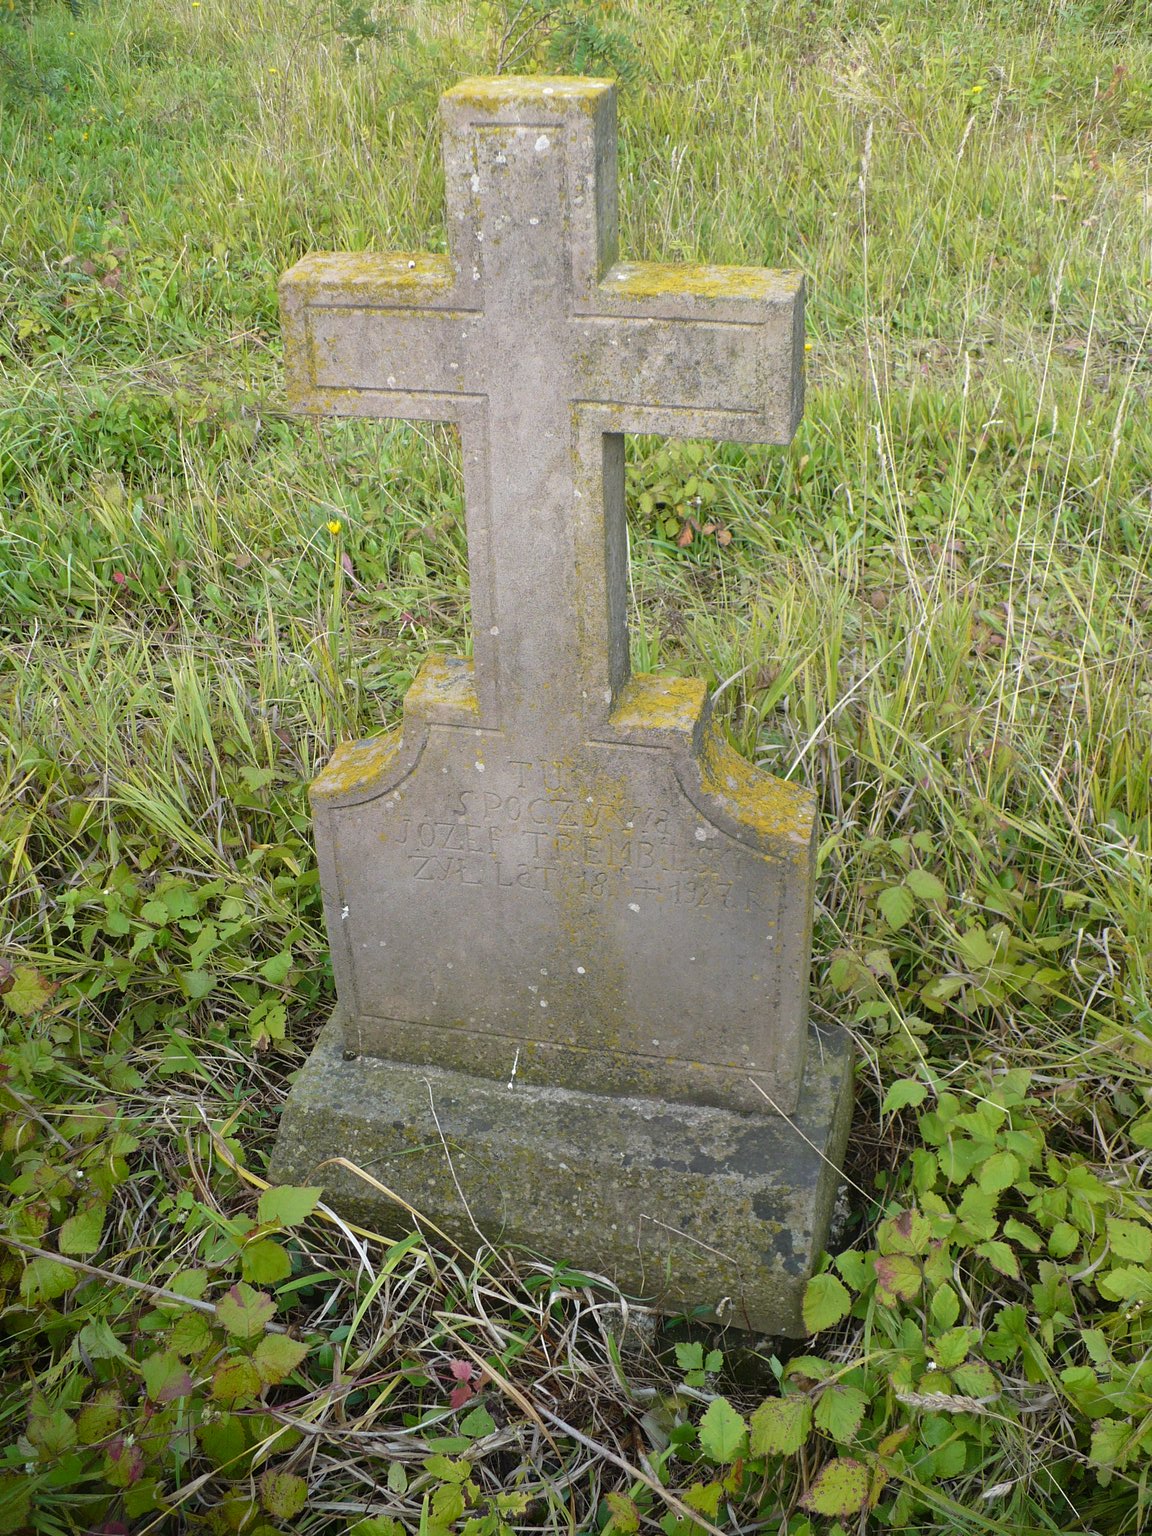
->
603;261;801;302
310;729;403;803
700;726;815;847
444;77;610;113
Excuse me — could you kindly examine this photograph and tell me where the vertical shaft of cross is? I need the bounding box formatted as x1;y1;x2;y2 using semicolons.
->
442;82;625;744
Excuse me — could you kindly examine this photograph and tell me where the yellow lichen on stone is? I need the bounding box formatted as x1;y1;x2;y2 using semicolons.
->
700;726;815;847
603;261;800;302
612;674;705;735
445;76;610;112
281;252;454;303
311;728;403;803
405;655;480;717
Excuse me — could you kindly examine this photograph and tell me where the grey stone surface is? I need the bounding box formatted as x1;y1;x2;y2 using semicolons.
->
272;76;853;1330
269;1008;854;1336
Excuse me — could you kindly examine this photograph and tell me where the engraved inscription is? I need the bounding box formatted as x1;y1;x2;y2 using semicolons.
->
382;757;769;911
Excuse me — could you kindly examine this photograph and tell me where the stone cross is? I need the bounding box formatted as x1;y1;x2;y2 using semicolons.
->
272;78;852;1334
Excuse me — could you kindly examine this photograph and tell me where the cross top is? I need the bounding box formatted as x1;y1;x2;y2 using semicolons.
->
281;77;804;744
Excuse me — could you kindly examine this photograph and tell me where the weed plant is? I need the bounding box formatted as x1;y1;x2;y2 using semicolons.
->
2;0;1152;1532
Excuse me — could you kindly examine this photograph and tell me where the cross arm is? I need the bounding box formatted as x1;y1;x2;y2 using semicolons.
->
279;252;483;420
576;261;804;445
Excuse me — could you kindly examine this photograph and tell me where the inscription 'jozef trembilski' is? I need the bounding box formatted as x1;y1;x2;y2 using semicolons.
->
271;75;855;1337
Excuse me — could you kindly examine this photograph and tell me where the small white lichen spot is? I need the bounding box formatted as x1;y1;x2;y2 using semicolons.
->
490;625;499;636
540;1000;548;1009
470;173;480;192
576;965;586;975
407;259;416;270
340;905;350;920
387;375;396;388
475;761;485;773
695;827;708;841
628;902;641;913
535;134;550;152
529;217;540;226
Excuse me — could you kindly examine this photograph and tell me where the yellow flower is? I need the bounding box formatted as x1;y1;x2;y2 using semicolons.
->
326;519;342;535
972;84;985;93
804;341;813;351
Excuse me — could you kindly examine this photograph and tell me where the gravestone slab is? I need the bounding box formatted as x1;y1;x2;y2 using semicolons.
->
270;77;853;1334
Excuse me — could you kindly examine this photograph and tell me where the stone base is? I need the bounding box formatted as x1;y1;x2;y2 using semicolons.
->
268;1011;854;1336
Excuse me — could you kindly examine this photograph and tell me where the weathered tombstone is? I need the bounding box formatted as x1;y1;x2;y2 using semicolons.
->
270;77;852;1333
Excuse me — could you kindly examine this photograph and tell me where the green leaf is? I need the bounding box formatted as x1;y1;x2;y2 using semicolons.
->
978;1150;1020;1195
140;1351;195;1403
258;1185;322;1227
749;1395;812;1456
57;1202;107;1257
813;1385;868;1443
260;948;294;984
77;1318;129;1361
952;1361;999;1398
253;1333;308;1386
930;1327;975;1370
873;1255;921;1304
1107;1218;1152;1264
878;885;915;930
212;1356;262;1405
975;1240;1020;1280
800;1457;871;1518
1048;1221;1080;1259
930;1284;961;1330
179;969;216;1001
242;1239;292;1285
169;1312;215;1358
459;1405;496;1440
387;1462;408;1495
697;1397;748;1462
350;1520;405;1536
675;1341;704;1372
905;868;947;902
881;1079;927;1115
260;1470;307;1520
2;966;57;1016
1089;1418;1134;1469
1097;1267;1152;1304
604;1492;640;1533
198;1413;248;1470
20;1256;77;1303
216;1282;276;1339
802;1272;853;1333
76;1390;122;1445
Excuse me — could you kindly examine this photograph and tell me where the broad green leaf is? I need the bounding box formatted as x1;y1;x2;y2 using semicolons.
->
881;1079;926;1115
253;1333;308;1386
878;1208;932;1255
930;1284;960;1330
140;1351;195;1403
1107;1218;1152;1264
1097;1267;1152;1304
350;1520;405;1536
956;1184;999;1241
749;1395;812;1456
59;1202;107;1256
802;1272;853;1333
258;1185;322;1227
1002;1217;1043;1252
212;1356;262;1405
1048;1222;1080;1259
904;868;947;902
873;1255;921;1304
604;1492;639;1533
813;1385;868;1442
800;1457;870;1518
697;1397;748;1462
198;1413;248;1470
20;1256;77;1304
1090;1418;1134;1469
180;969;216;1001
260;1470;307;1520
242;1239;292;1286
459;1405;496;1440
878;885;915;930
169;1312;215;1358
76;1390;121;1445
675;1341;704;1372
77;1318;128;1361
2;966;57;1016
952;1361;999;1398
930;1327;975;1370
216;1282;276;1339
260;948;294;985
975;1241;1020;1280
978;1150;1020;1195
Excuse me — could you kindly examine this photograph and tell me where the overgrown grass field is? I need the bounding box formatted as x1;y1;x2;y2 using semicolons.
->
2;0;1151;1530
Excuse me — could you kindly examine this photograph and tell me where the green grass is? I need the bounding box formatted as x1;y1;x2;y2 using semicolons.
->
2;0;1152;1531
